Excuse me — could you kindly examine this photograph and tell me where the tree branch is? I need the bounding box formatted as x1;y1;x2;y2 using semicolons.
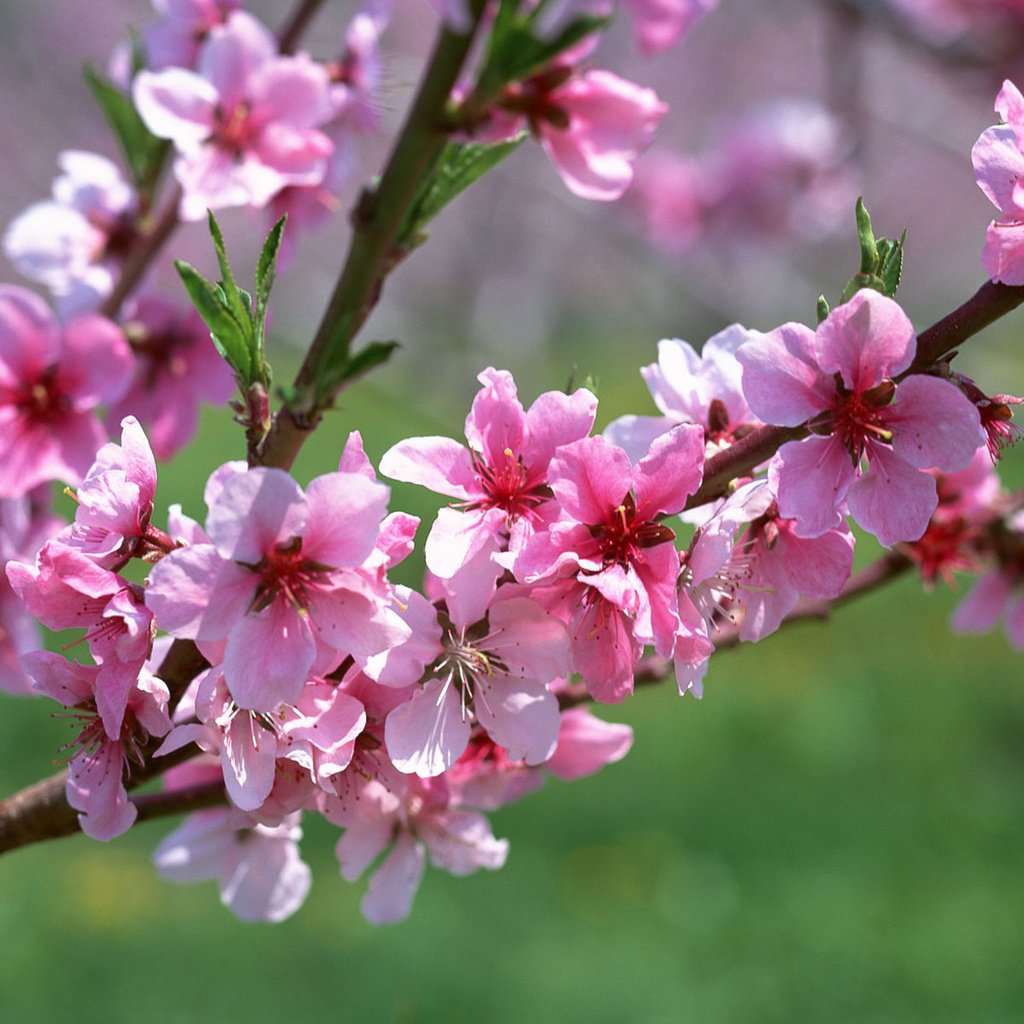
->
261;10;485;472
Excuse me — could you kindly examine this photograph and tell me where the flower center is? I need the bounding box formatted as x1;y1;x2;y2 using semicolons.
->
465;447;550;523
587;493;676;568
241;537;334;615
809;376;896;463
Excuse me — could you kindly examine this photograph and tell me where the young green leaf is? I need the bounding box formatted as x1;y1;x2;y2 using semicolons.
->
175;259;253;382
83;63;165;191
399;136;525;249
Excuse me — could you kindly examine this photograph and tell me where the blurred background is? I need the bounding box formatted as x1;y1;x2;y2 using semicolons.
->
1;1;1024;1020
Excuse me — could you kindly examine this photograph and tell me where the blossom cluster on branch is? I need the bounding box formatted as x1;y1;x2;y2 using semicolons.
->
0;0;1022;926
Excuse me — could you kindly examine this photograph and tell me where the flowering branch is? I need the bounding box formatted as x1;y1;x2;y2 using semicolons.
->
687;279;1024;510
262;7;486;471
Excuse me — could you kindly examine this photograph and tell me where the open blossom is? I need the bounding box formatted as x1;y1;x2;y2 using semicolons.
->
158;667;366;812
516;425;705;702
7;542;156;739
133;11;335;220
384;590;569;778
23;650;170;840
972;79;1024;285
3;151;137;316
605;324;762;461
737;289;983;546
155;765;312;923
145;444;409;712
0;286;133;498
380;367;597;606
482;61;667;201
328;765;508;925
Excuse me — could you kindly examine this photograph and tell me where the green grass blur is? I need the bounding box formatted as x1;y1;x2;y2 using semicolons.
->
2;345;1023;1024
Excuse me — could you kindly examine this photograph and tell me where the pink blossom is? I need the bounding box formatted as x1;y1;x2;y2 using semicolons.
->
0;286;134;498
329;768;507;925
972;80;1024;285
622;0;717;55
380;367;597;603
65;416;161;568
516;425;705;701
24;650;171;840
487;63;667;201
159;667;366;812
145;454;409;712
3;151;137;316
107;296;235;460
143;0;242;70
628;101;855;251
133;12;335;220
384;592;569;777
904;446;1001;587
155;802;312;922
605;324;762;461
0;491;64;696
723;483;855;642
7;542;156;738
737;289;984;546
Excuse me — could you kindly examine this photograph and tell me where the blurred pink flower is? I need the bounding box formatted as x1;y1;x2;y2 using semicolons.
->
133;12;335;220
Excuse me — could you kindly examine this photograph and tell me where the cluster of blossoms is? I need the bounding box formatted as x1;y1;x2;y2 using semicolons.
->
1;1;1024;930
6;272;1019;921
628;99;857;251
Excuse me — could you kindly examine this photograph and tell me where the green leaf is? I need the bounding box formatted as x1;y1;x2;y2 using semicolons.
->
206;212;252;332
399;136;525;248
838;199;907;303
816;295;831;324
256;216;287;315
174;260;252;382
317;340;400;404
878;230;906;298
855;197;878;275
481;14;609;93
83;63;165;190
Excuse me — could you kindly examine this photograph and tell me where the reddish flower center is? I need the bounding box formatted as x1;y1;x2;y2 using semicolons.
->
465;447;550;523
242;537;333;615
213;102;257;158
17;368;71;423
809;376;896;463
587;493;676;568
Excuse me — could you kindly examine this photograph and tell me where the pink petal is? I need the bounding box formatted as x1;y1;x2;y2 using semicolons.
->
361;832;425;925
545;707;633;780
378;436;476;499
770;436;852;537
815;290;916;391
888;375;982;472
385;677;471;777
133;68;218;150
848;443;937;546
737;322;832;425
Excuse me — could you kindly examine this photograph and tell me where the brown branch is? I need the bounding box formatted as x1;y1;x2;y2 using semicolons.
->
260;10;486;472
134;780;227;823
277;0;328;55
99;187;181;320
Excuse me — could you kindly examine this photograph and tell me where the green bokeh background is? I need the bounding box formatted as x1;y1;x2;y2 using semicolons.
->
1;1;1024;1019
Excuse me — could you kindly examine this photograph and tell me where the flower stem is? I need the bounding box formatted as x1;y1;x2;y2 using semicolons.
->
261;11;485;471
